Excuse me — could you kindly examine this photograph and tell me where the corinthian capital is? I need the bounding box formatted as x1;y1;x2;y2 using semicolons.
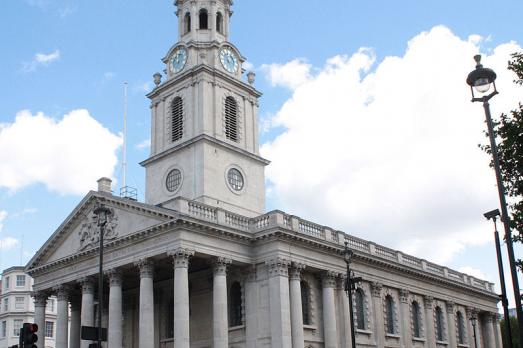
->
32;291;49;307
289;262;306;280
321;271;338;288
168;248;195;268
371;282;382;298
212;257;232;276
265;257;290;277
135;259;154;278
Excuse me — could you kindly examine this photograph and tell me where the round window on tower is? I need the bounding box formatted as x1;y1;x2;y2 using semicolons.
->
226;167;245;193
166;168;183;193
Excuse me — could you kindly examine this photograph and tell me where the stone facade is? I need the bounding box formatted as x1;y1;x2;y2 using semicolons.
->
25;1;502;348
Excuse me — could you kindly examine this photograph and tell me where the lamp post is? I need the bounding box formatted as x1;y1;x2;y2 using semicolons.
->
484;209;513;348
470;313;478;348
344;242;362;348
93;203;111;348
466;55;523;345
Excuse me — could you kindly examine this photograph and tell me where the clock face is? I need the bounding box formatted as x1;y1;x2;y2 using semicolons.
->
219;47;239;73
170;47;188;74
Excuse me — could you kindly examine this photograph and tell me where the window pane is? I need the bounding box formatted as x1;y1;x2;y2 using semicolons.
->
355;289;365;330
45;321;54;338
385;296;394;334
412;301;421;338
16;275;25;287
13;320;22;336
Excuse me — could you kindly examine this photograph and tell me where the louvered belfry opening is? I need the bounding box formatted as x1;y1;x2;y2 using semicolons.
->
225;96;238;142
171;97;183;142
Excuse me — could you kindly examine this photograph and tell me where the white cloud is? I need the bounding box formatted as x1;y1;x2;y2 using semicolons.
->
0;109;122;195
261;25;522;265
262;58;312;90
242;61;254;71
0;237;19;251
136;139;151;150
0;210;7;232
22;49;60;72
458;266;488;281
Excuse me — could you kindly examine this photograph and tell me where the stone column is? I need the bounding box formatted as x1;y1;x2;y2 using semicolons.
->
371;282;385;348
399;289;411;347
245;267;258;348
169;248;194;348
494;314;503;348
322;271;338;348
80;278;95;348
445;301;457;348
424;295;436;348
69;299;81;348
485;313;497;348
289;262;305;348
33;292;48;348
212;257;231;348
266;257;292;348
54;286;69;348
338;276;352;348
135;259;155;348
107;269;123;348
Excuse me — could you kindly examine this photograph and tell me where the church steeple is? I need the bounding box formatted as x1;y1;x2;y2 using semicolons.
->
141;0;268;217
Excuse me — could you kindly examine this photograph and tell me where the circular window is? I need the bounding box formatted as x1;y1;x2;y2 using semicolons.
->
166;169;182;192
227;168;244;191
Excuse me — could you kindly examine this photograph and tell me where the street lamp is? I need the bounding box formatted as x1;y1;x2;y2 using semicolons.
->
93;203;112;348
470;312;478;348
344;242;362;348
466;55;523;345
484;209;513;348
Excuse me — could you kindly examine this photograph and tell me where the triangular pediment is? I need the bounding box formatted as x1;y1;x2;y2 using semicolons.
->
27;191;176;270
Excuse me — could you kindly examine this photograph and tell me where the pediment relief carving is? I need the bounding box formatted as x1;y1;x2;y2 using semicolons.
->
78;207;119;251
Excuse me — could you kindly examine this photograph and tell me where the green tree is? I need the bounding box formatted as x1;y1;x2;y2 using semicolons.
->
483;52;523;271
501;316;520;348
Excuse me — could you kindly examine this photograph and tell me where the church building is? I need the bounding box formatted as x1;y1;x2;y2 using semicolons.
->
26;1;502;347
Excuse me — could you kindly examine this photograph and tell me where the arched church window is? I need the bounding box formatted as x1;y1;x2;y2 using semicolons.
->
456;311;466;344
385;295;395;334
355;288;366;330
412;300;422;338
199;9;208;30
216;12;223;33
225;96;238;142
435;306;445;341
171;96;183;142
229;282;242;326
184;13;191;33
300;281;311;325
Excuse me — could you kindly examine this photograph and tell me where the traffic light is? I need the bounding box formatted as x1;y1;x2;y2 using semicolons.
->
20;323;38;348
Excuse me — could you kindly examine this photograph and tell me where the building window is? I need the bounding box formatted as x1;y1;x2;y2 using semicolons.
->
224;96;238;142
355;288;366;330
47;299;55;312
216;12;223;33
15;297;25;310
1;321;6;338
45;321;54;338
16;275;25;287
412;301;422;338
435;306;445;341
4;276;9;290
229;282;242;327
166;169;182;193
184;12;191;33
13;319;22;336
171;96;183;142
385;295;395;334
301;281;311;325
2;298;8;312
199;9;208;29
457;311;466;344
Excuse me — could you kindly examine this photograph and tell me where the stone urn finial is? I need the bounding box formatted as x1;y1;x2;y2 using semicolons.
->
247;71;255;85
153;72;162;87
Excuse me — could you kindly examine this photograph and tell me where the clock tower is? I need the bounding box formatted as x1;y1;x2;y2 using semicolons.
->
141;0;268;217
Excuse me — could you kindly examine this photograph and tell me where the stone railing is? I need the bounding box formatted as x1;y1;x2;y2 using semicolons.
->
171;197;495;293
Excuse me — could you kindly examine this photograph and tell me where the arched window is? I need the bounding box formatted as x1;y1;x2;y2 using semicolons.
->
457;311;466;344
184;13;191;33
199;9;208;29
171;97;183;142
229;282;242;327
216;12;223;33
300;281;311;325
385;295;395;334
225;96;238;142
412;301;422;338
435;306;445;341
355;288;365;330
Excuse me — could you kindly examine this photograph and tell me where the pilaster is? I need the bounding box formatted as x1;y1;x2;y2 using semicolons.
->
289;262;305;348
399;289;411;347
321;271;338;348
446;301;457;348
371;282;385;348
424;295;436;348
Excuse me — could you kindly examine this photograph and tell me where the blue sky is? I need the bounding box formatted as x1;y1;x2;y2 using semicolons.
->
1;0;522;307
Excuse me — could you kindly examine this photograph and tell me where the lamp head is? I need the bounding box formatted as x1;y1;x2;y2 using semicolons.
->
483;209;501;220
466;55;498;101
344;242;354;263
93;203;112;226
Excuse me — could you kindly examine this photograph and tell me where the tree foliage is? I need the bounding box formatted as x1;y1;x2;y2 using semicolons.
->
501;316;520;348
483;52;523;271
